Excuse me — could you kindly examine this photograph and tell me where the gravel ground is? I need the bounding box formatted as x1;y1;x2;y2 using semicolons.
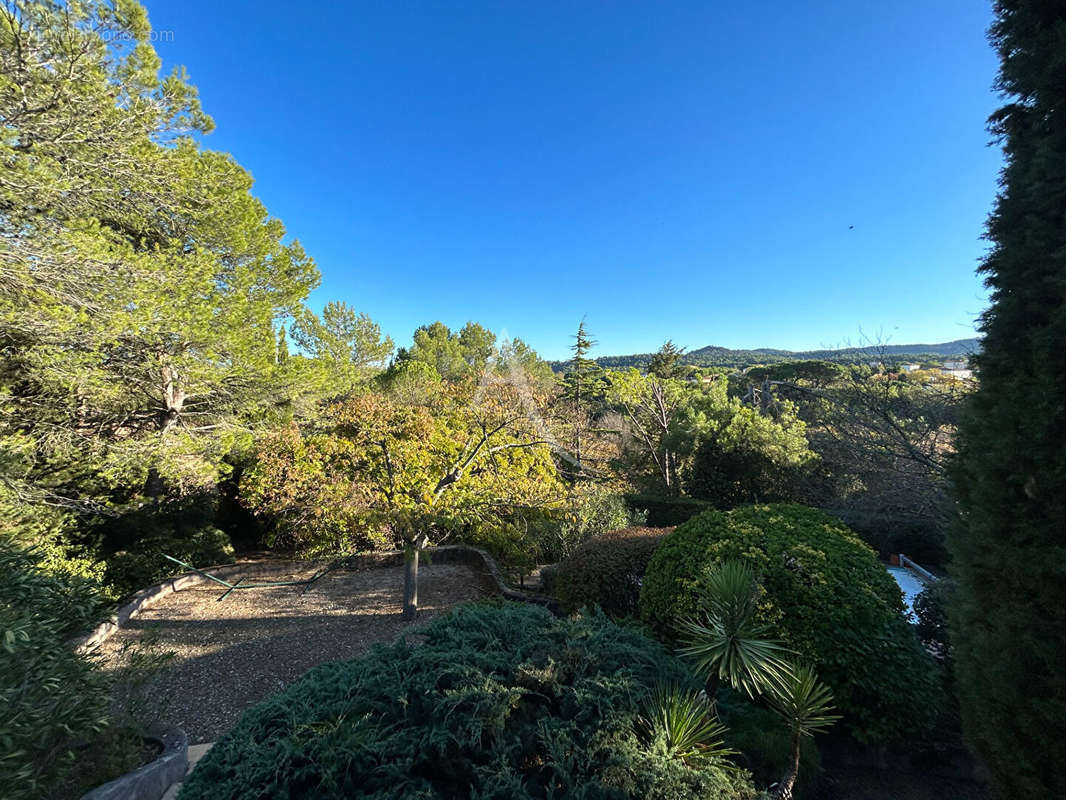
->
95;562;498;743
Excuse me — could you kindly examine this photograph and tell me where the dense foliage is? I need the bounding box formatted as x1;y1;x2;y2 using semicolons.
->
948;2;1066;795
625;493;716;527
554;527;670;615
178;603;756;800
243;386;563;555
0;1;997;796
0;0;317;508
0;543;110;798
717;693;820;800
685;399;814;507
640;504;941;744
913;579;952;665
609;369;815;501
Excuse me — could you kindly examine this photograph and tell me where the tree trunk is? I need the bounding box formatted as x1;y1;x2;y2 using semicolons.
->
774;730;802;800
402;547;419;620
160;363;185;435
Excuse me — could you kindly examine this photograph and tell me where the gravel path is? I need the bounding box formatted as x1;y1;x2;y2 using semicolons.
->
95;562;498;743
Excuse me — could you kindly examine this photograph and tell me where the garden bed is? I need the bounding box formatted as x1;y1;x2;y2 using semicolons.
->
94;561;498;743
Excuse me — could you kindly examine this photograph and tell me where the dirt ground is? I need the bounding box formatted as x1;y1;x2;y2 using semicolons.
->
94;562;498;743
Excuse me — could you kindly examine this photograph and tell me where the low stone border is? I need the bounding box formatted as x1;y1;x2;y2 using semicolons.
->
81;724;187;800
73;545;553;654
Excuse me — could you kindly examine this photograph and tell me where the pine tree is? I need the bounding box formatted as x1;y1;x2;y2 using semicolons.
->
648;340;686;379
564;320;603;477
948;3;1066;796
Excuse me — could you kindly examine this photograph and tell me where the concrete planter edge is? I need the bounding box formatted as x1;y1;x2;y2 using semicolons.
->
80;724;187;800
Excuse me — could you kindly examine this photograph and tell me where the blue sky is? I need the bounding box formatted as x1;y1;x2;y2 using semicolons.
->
145;1;1001;360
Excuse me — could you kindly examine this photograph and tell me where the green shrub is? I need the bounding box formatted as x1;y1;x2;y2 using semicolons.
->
179;603;757;800
454;519;538;576
535;490;648;563
626;493;715;527
94;497;235;597
685;406;814;508
536;563;559;595
0;490;107;590
0;542;111;798
640;504;941;744
554;527;670;616
105;525;235;598
913;579;953;664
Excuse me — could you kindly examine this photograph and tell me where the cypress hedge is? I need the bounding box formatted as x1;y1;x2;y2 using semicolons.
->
948;2;1066;796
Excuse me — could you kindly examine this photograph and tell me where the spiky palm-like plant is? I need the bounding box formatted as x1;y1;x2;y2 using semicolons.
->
676;560;794;699
638;685;738;768
765;665;839;800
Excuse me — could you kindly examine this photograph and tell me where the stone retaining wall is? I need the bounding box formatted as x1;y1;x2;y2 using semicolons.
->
80;725;187;800
73;545;553;654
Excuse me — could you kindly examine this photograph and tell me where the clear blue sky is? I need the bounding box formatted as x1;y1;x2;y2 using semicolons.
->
145;1;1001;360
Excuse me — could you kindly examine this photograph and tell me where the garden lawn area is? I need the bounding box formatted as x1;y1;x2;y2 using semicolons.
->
95;562;497;743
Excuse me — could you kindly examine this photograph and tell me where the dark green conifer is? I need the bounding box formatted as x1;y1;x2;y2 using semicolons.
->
949;3;1066;796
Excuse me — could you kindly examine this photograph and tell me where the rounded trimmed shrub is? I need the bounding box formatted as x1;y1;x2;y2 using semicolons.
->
179;603;757;800
554;527;670;616
640;504;941;744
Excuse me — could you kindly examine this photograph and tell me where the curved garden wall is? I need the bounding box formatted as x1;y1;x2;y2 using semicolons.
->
73;545;551;653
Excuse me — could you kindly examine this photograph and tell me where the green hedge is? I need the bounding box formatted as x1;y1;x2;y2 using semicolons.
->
625;494;715;527
640;504;941;745
179;603;756;800
554;527;669;616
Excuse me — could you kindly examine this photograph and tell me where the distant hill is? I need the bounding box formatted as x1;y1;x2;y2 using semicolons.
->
550;338;980;371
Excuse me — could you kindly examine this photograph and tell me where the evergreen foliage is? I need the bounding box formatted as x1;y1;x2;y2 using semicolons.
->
648;340;688;379
554;526;670;615
0;0;318;506
625;493;717;527
948;2;1066;795
0;542;110;798
178;603;757;800
640;504;941;744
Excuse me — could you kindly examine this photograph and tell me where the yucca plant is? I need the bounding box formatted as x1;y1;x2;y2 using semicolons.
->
765;665;840;800
637;685;738;768
676;560;794;699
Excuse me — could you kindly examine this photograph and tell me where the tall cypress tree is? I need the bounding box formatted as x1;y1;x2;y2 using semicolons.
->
949;2;1066;796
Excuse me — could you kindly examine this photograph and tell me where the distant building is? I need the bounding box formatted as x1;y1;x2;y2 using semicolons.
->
901;363;921;372
940;360;973;380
